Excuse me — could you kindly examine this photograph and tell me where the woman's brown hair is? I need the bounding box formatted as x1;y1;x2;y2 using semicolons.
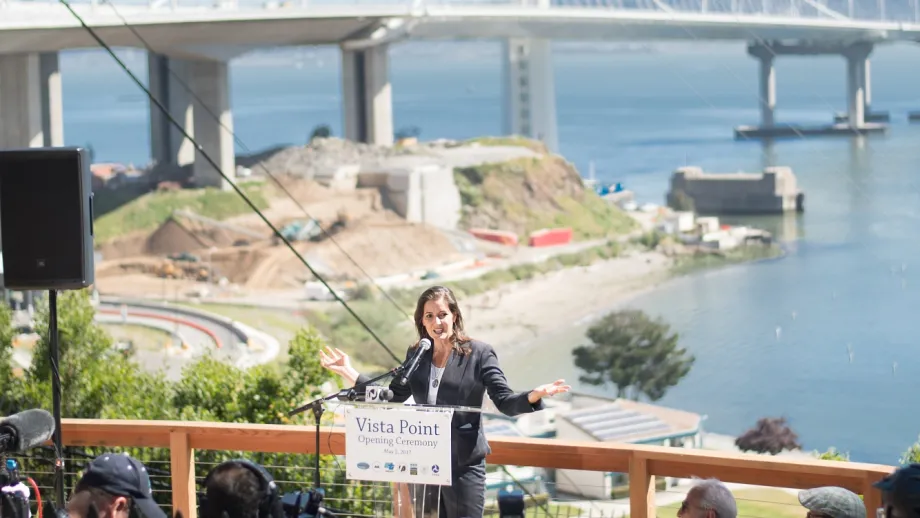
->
413;285;472;355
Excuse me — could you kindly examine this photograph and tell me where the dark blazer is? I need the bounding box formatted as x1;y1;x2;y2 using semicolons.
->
356;339;543;468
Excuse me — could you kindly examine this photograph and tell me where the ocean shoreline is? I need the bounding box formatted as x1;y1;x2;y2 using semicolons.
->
470;243;785;357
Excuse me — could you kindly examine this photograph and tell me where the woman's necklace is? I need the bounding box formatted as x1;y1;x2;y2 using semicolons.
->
432;345;450;369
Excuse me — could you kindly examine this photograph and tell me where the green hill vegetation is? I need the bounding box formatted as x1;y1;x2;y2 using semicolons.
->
454;154;637;241
93;183;269;244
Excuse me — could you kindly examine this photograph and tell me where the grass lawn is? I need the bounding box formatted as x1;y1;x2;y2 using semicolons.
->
99;323;173;352
658;488;806;518
484;503;584;517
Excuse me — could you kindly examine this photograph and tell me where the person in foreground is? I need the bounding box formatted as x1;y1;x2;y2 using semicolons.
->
874;463;920;518
319;285;571;518
677;479;737;518
797;486;865;518
199;459;283;518
65;452;167;518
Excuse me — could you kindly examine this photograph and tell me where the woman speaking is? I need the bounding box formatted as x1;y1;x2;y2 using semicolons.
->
319;285;570;518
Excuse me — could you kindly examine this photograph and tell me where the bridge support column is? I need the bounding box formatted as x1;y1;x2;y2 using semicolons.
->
501;38;558;153
148;55;232;190
341;45;393;146
748;45;776;128
844;43;872;129
735;41;886;139
0;52;64;149
189;60;233;190
148;53;196;171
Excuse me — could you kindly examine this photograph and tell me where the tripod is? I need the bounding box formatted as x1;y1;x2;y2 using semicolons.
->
288;366;405;515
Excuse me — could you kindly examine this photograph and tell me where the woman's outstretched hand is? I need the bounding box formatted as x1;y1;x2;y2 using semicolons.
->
528;379;572;404
319;346;360;385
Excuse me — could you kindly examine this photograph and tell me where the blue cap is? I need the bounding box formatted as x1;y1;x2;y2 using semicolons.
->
79;453;167;518
874;463;920;493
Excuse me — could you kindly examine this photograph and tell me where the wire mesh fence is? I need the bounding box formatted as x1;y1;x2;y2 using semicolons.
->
7;443;828;518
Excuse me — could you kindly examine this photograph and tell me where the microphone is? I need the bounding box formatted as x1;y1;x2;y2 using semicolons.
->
364;386;394;403
0;409;55;453
396;338;431;386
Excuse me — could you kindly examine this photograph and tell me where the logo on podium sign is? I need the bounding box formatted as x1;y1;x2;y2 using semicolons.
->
345;406;453;485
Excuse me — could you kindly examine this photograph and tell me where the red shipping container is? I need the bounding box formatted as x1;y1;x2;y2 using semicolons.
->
469;228;519;246
529;228;573;247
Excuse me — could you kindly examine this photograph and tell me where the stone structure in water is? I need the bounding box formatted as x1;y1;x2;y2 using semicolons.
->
666;166;805;215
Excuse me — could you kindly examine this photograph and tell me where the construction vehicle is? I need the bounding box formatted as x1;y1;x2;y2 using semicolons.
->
153;260;215;282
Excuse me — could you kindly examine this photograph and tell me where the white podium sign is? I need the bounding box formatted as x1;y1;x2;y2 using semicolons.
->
345;406;453;486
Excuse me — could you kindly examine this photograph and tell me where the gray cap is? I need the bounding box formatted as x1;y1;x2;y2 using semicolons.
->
798;487;866;518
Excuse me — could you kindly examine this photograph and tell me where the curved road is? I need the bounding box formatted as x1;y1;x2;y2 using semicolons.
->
95;301;277;381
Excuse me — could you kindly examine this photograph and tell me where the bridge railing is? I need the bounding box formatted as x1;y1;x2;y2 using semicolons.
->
2;0;918;23
11;418;895;518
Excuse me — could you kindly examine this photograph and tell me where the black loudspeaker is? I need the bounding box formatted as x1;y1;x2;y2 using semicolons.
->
0;147;94;290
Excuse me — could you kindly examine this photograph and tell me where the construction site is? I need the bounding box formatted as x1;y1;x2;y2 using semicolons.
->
92;137;635;301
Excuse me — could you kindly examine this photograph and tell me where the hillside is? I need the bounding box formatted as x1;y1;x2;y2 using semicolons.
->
92;137;637;297
454;154;637;240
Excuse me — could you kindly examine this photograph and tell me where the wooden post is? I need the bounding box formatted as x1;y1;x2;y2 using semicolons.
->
629;455;656;518
170;431;197;518
864;471;888;518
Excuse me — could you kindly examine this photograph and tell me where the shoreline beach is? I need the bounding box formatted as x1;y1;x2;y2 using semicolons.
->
463;250;673;355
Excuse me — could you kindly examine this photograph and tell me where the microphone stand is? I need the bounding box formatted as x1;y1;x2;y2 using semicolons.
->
287;365;406;505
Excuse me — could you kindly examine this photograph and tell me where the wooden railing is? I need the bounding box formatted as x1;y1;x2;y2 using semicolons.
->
60;419;894;518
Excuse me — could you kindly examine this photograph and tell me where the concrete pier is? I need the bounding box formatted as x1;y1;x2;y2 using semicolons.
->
0;52;63;149
735;123;886;139
844;43;869;128
667;166;804;215
149;54;196;171
833;58;889;123
735;41;888;139
189;60;233;190
148;54;233;190
341;45;393;147
502;38;559;154
750;45;776;128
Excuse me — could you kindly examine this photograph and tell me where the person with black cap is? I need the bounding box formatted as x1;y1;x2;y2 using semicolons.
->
65;452;167;518
874;463;920;518
798;487;866;518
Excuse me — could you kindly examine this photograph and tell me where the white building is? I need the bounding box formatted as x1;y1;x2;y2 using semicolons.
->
552;394;703;500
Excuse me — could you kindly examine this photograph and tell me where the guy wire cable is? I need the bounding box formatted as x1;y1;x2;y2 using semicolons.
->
99;0;411;319
56;0;401;364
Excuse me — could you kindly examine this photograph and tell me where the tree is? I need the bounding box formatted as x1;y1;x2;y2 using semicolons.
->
309;124;332;142
0;290;385;516
736;417;802;455
395;126;421;140
10;290;173;419
900;436;920;465
572;309;695;401
814;447;849;461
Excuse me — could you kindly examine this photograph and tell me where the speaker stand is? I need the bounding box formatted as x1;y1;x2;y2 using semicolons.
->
48;289;65;510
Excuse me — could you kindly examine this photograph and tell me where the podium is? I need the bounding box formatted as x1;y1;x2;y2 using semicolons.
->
337;400;485;518
288;368;488;518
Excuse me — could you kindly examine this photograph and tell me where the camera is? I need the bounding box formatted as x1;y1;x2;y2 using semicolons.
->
0;459;32;518
280;488;338;518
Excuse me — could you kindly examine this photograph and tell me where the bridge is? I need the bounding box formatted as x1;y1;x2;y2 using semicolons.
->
1;0;918;186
